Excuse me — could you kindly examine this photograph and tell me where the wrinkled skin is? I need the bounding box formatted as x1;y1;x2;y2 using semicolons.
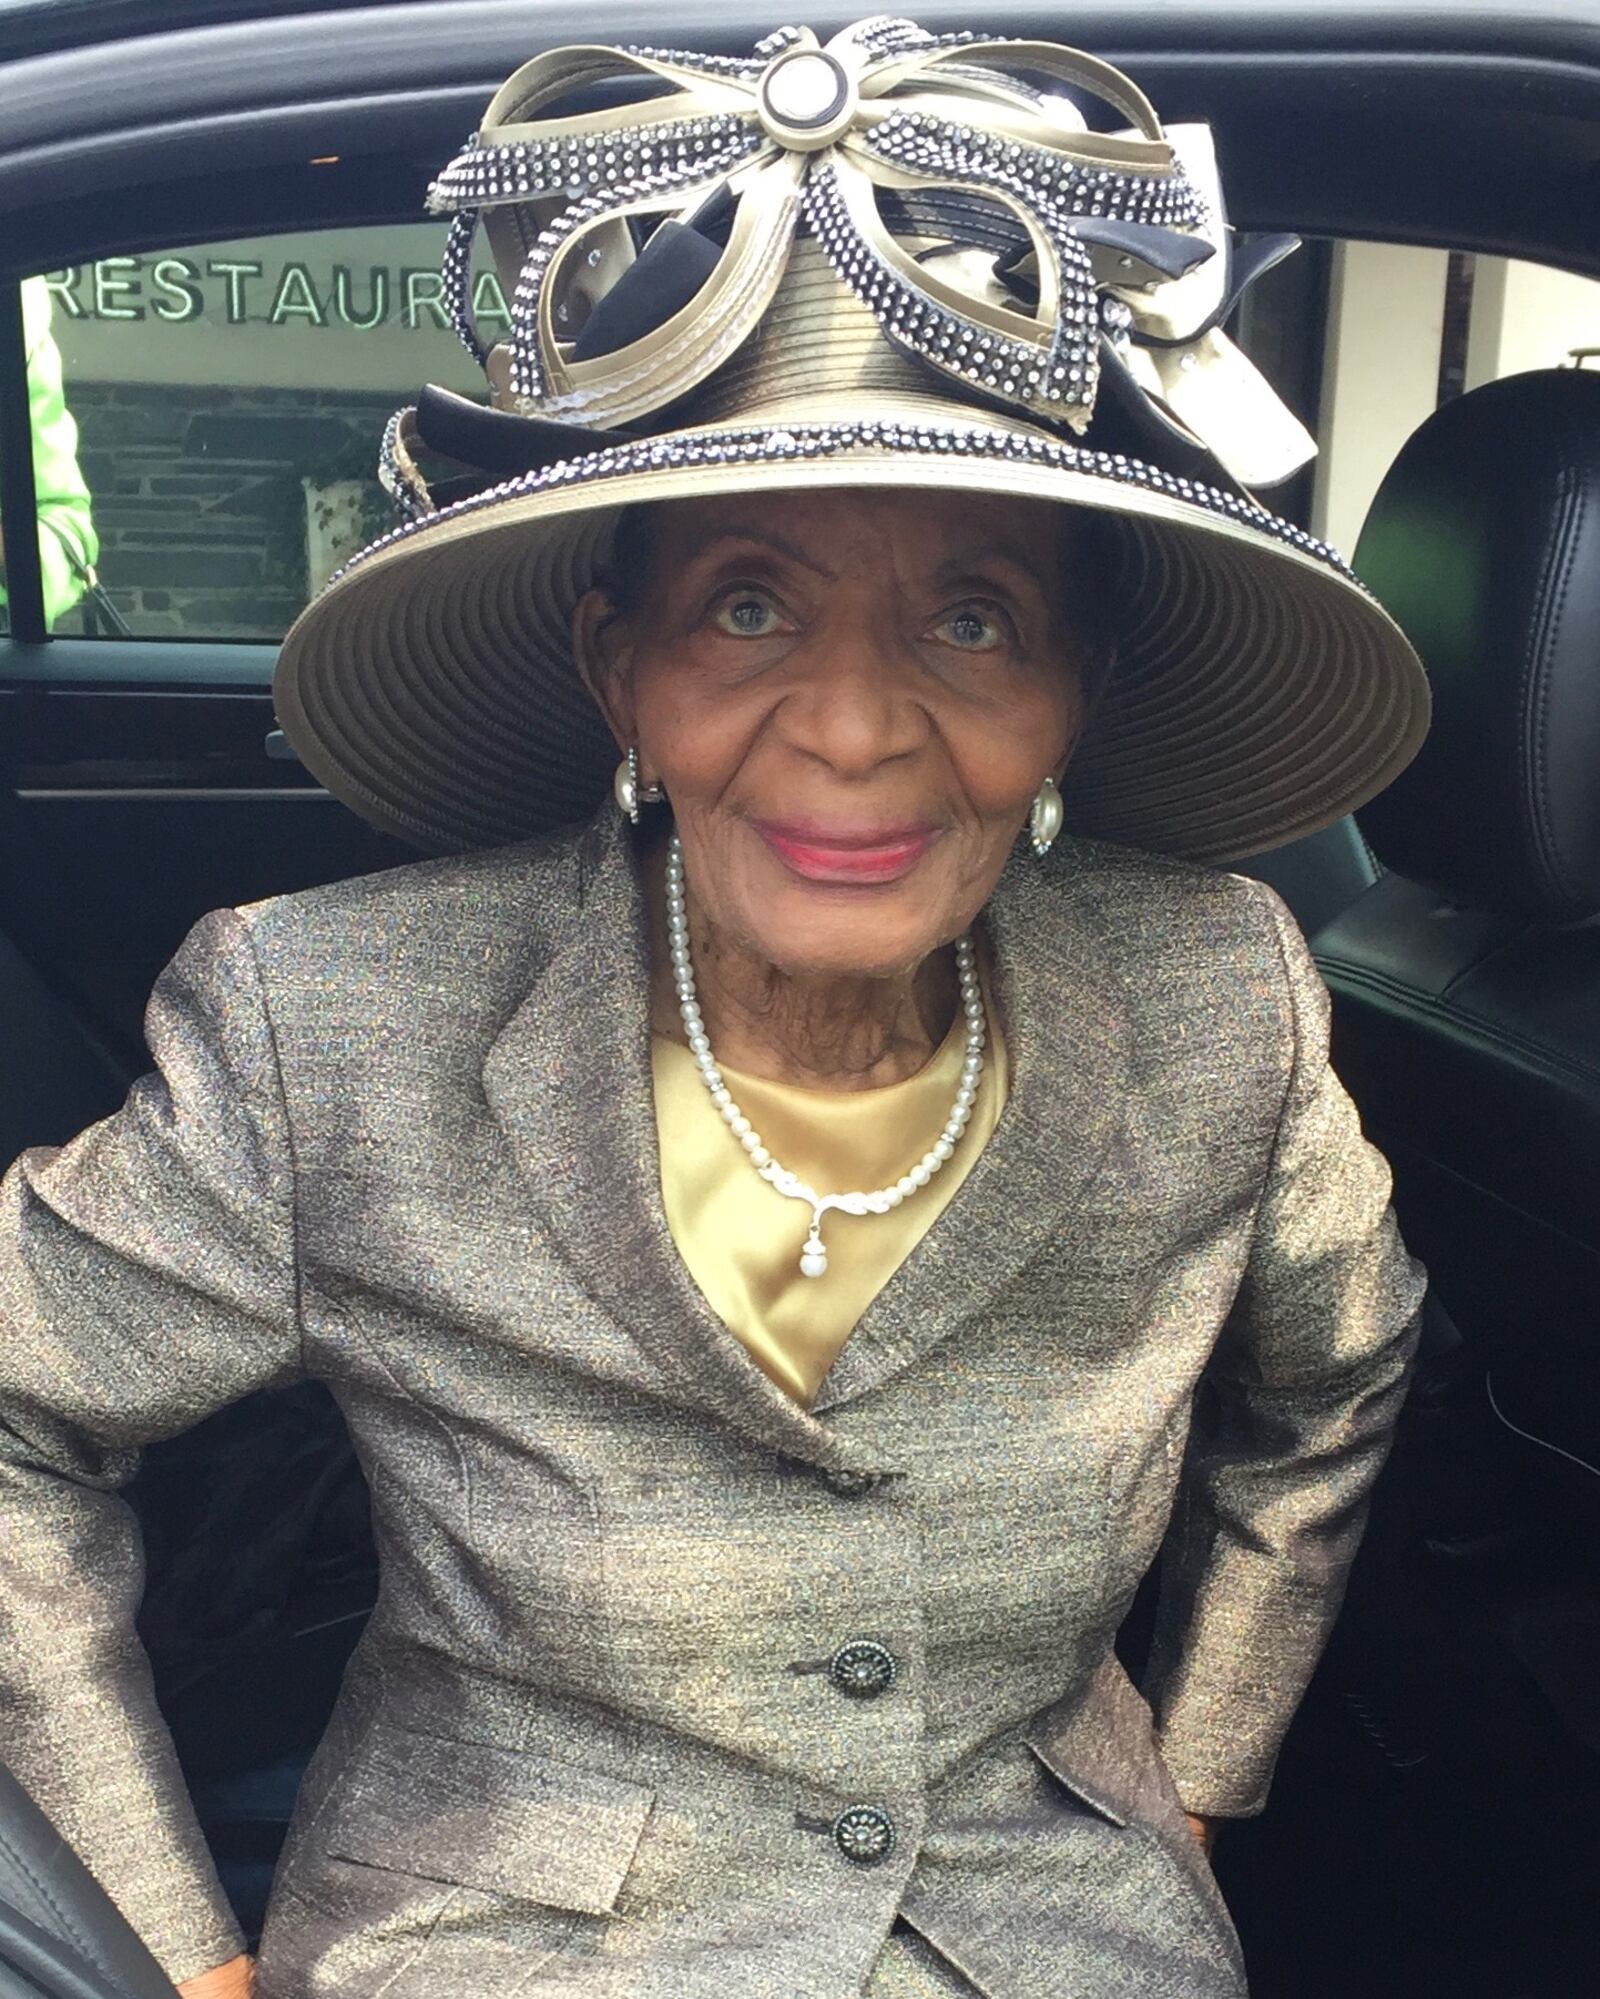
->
573;486;1093;1090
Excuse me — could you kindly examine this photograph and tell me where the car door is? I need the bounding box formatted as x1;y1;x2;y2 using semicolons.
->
0;5;495;1059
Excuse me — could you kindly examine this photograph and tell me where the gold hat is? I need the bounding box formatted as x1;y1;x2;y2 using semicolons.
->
273;15;1430;862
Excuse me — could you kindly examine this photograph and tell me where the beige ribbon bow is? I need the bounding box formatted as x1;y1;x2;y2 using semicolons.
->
424;15;1315;487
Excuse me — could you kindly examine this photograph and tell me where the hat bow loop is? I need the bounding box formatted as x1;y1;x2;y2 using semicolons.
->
422;16;1312;486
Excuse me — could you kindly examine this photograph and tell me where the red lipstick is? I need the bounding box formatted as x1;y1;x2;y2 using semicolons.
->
753;821;937;886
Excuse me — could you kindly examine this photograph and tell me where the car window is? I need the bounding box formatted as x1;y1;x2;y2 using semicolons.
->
4;220;1330;654
1313;245;1600;556
10;223;491;642
7;231;1597;652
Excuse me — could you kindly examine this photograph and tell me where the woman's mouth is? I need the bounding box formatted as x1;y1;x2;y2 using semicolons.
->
753;821;938;886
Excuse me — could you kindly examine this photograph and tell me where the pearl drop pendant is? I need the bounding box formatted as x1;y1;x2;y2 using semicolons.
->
664;832;986;1281
800;1227;829;1279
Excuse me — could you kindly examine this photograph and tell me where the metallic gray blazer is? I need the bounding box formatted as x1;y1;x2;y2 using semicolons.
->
0;802;1428;1999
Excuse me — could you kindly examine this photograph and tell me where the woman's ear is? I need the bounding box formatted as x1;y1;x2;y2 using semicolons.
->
571;585;637;752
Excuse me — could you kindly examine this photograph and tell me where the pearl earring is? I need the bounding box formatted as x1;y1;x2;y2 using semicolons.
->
613;746;664;825
1030;775;1064;858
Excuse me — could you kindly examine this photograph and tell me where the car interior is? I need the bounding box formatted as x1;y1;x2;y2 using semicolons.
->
1;3;1598;1995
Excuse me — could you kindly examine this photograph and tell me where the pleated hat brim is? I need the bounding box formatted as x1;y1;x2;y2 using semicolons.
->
273;385;1430;864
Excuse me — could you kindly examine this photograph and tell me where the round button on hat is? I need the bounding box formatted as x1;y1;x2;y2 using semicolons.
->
759;48;857;147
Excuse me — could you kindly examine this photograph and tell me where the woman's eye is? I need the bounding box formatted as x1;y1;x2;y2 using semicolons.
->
937;605;1009;652
712;592;781;637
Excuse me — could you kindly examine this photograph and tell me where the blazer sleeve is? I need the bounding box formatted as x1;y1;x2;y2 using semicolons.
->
1138;877;1429;1820
0;906;302;1982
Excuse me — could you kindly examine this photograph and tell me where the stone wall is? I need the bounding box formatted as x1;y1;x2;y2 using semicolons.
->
63;381;399;640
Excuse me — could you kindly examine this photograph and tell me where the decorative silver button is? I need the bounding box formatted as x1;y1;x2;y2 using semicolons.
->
833;1803;896;1865
758;49;857;150
829;1639;897;1698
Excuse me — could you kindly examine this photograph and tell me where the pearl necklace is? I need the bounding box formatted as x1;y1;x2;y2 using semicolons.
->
665;833;987;1280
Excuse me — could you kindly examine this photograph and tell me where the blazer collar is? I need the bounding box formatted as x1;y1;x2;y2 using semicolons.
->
482;806;1132;1466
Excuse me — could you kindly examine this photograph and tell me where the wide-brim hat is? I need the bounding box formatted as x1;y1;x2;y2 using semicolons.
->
273;17;1430;864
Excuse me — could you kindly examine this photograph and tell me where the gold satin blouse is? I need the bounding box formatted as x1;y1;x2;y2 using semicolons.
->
651;969;1009;1407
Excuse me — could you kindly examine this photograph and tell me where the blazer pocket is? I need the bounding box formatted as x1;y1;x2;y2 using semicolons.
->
320;1721;655;1995
1023;1732;1131;1828
1021;1654;1165;1830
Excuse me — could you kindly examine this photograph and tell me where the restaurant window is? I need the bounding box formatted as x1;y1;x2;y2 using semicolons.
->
7;222;1335;645
14;224;491;642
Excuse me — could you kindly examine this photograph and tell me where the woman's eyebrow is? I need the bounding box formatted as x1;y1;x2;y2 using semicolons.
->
690;527;838;580
684;529;1047;595
932;543;1051;596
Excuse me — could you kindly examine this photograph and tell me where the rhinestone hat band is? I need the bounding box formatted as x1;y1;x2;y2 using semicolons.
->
415;14;1314;488
363;413;1354;595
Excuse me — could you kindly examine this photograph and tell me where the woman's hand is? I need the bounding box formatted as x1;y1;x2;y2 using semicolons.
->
1184;1811;1220;1859
176;1955;255;1998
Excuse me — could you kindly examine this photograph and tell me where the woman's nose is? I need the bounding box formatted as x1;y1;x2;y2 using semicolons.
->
782;630;929;775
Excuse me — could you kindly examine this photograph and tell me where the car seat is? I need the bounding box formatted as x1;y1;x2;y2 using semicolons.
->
0;1759;176;1998
1207;369;1600;1999
1314;366;1600;1551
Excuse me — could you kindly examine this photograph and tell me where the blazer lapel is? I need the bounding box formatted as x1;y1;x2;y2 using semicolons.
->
483;812;1132;1445
481;808;855;1473
809;837;1133;1413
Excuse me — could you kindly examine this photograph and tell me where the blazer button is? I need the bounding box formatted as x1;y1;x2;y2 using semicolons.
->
832;1804;896;1865
829;1638;897;1698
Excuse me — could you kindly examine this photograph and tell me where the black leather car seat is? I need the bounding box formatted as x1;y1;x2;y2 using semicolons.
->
1314;367;1600;1535
0;1761;175;1999
1232;812;1381;943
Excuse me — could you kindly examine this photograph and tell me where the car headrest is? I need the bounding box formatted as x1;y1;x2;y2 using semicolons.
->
1353;368;1600;924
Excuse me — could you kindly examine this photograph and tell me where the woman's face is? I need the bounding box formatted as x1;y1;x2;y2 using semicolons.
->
575;485;1091;980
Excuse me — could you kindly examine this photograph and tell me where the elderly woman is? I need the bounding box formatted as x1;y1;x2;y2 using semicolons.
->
0;20;1431;1999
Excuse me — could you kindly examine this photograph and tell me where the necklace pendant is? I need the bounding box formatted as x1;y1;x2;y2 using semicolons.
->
799;1223;829;1280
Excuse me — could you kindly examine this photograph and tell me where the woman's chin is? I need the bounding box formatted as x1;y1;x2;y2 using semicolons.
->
736;885;950;982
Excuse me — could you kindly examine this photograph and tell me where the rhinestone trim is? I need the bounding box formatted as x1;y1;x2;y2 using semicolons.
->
376;408;431;523
848;18;979;61
621;40;776;75
427;113;756;215
753;25;808;60
866;108;1203;231
330;415;1360;595
440;207;485;366
803;156;1099;419
501;135;764;402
